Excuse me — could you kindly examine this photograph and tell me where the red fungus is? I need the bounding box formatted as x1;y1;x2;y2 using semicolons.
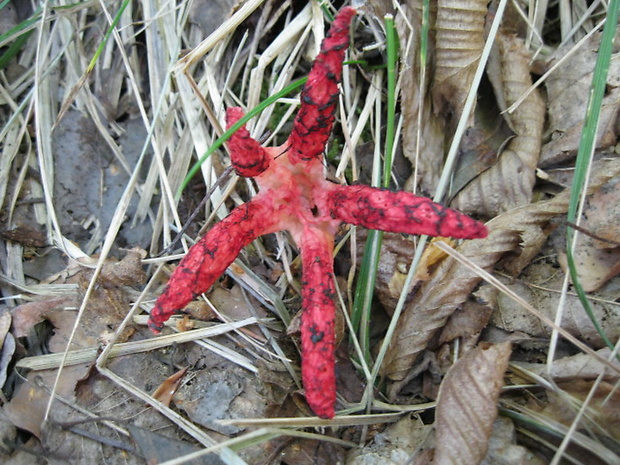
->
149;6;488;419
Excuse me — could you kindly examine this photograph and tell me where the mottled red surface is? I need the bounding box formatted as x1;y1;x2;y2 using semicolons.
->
149;7;487;419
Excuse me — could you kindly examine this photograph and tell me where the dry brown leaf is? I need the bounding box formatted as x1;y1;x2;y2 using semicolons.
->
2;366;91;438
449;98;515;199
557;176;620;291
513;348;620;382
347;415;433;464
415;237;456;282
384;158;620;385
151;366;189;407
559;245;620;293
490;270;620;349
480;417;546;465
99;247;147;287
383;227;520;383
543;379;620;442
540;33;620;167
356;230;416;313
452;33;545;217
209;283;267;320
438;300;494;347
3;251;142;438
0;312;14;390
498;157;620;276
433;0;488;121
434;342;512;465
10;297;75;338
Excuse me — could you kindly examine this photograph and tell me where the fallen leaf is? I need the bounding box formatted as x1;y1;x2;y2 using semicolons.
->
489;264;620;349
543;379;620;442
209;283;267;321
451;32;545;217
416;238;456;281
151;366;189;407
432;0;489;122
0;311;15;390
434;342;512;465
384;157;620;385
356;230;416;312
347;415;433;464
540;32;620;167
450;95;515;199
557;176;620;291
383;227;519;383
438;300;494;346
513;348;620;382
480;417;546;465
99;247;147;287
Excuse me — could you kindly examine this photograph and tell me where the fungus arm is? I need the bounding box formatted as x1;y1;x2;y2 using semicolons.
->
149;200;276;332
326;184;488;239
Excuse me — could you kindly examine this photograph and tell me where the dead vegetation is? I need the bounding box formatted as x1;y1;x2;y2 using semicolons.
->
0;0;619;464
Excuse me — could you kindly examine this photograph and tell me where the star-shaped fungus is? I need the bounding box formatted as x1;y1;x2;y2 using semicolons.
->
149;6;488;419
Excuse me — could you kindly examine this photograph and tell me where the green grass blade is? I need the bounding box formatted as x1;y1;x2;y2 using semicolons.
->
0;29;32;70
85;0;130;73
352;14;399;365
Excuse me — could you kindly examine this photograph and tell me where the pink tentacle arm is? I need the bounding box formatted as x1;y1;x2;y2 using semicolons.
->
286;6;356;164
298;225;337;419
324;184;488;239
148;200;277;333
226;107;271;177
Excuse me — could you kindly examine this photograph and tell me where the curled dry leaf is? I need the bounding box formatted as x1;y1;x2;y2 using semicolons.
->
501;158;620;276
433;0;488;121
434;342;512;465
452;32;545;217
151;366;189;407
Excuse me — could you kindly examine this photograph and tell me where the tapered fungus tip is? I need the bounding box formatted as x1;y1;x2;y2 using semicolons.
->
147;317;163;334
225;107;271;177
309;400;335;419
470;223;489;239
